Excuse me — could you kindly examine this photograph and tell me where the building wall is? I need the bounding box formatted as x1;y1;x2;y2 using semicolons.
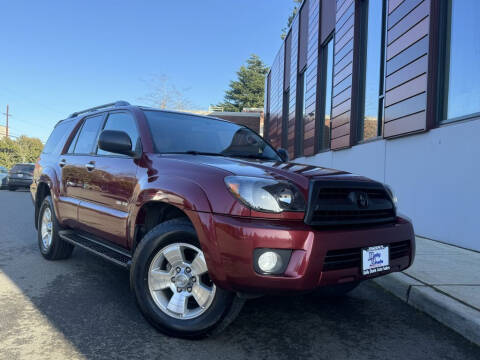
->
296;118;480;251
0;125;6;138
264;0;480;251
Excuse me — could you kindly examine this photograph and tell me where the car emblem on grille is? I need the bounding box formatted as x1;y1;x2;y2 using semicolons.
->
357;192;369;208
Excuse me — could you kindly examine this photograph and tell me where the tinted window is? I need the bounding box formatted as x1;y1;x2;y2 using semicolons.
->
97;112;140;156
43;120;75;155
72;115;104;154
144;111;280;161
444;0;480;121
361;0;385;140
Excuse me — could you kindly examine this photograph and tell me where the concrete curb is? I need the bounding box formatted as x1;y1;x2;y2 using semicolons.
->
373;273;480;346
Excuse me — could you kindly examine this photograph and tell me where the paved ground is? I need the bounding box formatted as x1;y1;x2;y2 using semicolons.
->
0;190;479;360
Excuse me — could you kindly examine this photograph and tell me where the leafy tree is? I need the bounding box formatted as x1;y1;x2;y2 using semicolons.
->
0;135;43;169
216;55;269;112
281;0;303;40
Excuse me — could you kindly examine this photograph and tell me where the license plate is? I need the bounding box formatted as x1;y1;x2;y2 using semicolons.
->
362;245;390;276
17;174;23;178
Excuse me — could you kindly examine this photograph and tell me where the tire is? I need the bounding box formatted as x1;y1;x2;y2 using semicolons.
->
37;195;74;260
130;218;244;339
313;281;360;298
8;186;16;191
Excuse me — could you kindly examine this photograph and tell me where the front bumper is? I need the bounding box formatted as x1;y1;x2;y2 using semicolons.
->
189;211;415;293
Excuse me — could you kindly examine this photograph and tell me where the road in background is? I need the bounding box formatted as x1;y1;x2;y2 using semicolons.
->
0;190;478;360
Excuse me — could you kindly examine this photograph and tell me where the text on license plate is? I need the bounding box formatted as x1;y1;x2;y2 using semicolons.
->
362;245;390;276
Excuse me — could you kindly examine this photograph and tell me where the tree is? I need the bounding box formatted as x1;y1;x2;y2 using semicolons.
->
140;74;193;111
281;0;303;40
216;55;269;112
0;135;43;169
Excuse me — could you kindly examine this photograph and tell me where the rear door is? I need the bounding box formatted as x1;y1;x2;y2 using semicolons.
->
76;111;140;247
59;114;106;227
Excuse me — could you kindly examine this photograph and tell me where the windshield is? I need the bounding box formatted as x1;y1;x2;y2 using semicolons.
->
143;110;280;161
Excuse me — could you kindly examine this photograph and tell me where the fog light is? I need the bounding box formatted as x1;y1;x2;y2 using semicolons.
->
258;251;281;273
254;248;292;275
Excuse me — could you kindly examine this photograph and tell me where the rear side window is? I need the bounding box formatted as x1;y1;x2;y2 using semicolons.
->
43;120;76;155
97;112;140;156
71;115;104;154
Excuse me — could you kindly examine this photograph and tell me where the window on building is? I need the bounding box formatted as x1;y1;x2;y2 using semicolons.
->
319;37;334;151
295;70;306;156
359;0;386;141
443;0;480;122
97;112;140;156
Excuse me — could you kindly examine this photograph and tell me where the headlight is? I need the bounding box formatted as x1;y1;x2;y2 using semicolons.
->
384;184;398;207
224;176;306;213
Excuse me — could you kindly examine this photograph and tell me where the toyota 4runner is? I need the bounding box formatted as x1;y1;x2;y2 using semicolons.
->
31;101;415;338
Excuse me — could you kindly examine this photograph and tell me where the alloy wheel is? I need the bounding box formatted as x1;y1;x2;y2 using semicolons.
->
148;242;216;320
40;207;53;250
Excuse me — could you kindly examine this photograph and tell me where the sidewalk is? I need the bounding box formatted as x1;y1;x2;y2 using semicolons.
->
374;236;480;346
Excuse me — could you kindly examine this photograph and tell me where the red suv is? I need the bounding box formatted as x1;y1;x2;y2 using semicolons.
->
31;101;415;338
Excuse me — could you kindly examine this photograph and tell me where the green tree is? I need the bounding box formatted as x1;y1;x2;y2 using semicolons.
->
216;54;269;112
281;0;303;40
0;135;43;169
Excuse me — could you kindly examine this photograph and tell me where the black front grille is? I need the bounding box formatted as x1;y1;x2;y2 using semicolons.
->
305;180;396;226
390;240;411;260
322;240;411;271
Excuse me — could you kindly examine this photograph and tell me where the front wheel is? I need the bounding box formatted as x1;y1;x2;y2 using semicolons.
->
130;218;244;338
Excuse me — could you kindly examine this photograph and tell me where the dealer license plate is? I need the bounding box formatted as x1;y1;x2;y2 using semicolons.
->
362;245;390;276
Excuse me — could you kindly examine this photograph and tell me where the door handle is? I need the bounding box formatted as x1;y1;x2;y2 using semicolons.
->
85;162;95;171
59;159;67;168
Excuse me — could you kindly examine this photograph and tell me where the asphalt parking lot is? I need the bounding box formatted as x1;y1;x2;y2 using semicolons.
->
0;190;479;360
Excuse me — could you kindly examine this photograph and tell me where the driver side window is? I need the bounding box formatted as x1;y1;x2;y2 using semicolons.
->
97;112;140;156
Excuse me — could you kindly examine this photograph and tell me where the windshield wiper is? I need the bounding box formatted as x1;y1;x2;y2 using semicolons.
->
161;151;226;157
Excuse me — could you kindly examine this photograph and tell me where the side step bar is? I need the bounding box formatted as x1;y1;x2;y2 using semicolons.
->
59;230;132;269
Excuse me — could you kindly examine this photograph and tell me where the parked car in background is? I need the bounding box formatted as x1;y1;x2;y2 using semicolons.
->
8;163;35;191
31;101;415;338
0;166;8;189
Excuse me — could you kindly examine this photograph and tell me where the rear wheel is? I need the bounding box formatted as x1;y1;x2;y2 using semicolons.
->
8;186;16;191
131;218;244;338
37;195;74;260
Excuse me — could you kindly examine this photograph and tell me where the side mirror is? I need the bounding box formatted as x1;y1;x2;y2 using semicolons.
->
277;148;289;162
98;130;135;156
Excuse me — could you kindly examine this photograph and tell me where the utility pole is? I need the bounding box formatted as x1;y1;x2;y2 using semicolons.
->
2;104;11;138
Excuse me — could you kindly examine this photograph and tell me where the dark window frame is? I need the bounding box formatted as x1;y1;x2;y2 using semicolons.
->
355;0;387;143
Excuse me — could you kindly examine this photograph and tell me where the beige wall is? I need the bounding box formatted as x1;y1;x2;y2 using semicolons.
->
0;125;6;138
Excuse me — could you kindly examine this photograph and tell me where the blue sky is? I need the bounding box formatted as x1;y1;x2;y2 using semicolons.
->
0;0;294;142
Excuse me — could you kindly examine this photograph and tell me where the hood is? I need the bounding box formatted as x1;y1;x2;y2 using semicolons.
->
158;154;364;189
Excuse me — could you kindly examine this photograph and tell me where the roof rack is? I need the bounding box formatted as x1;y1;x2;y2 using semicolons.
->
68;101;130;118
